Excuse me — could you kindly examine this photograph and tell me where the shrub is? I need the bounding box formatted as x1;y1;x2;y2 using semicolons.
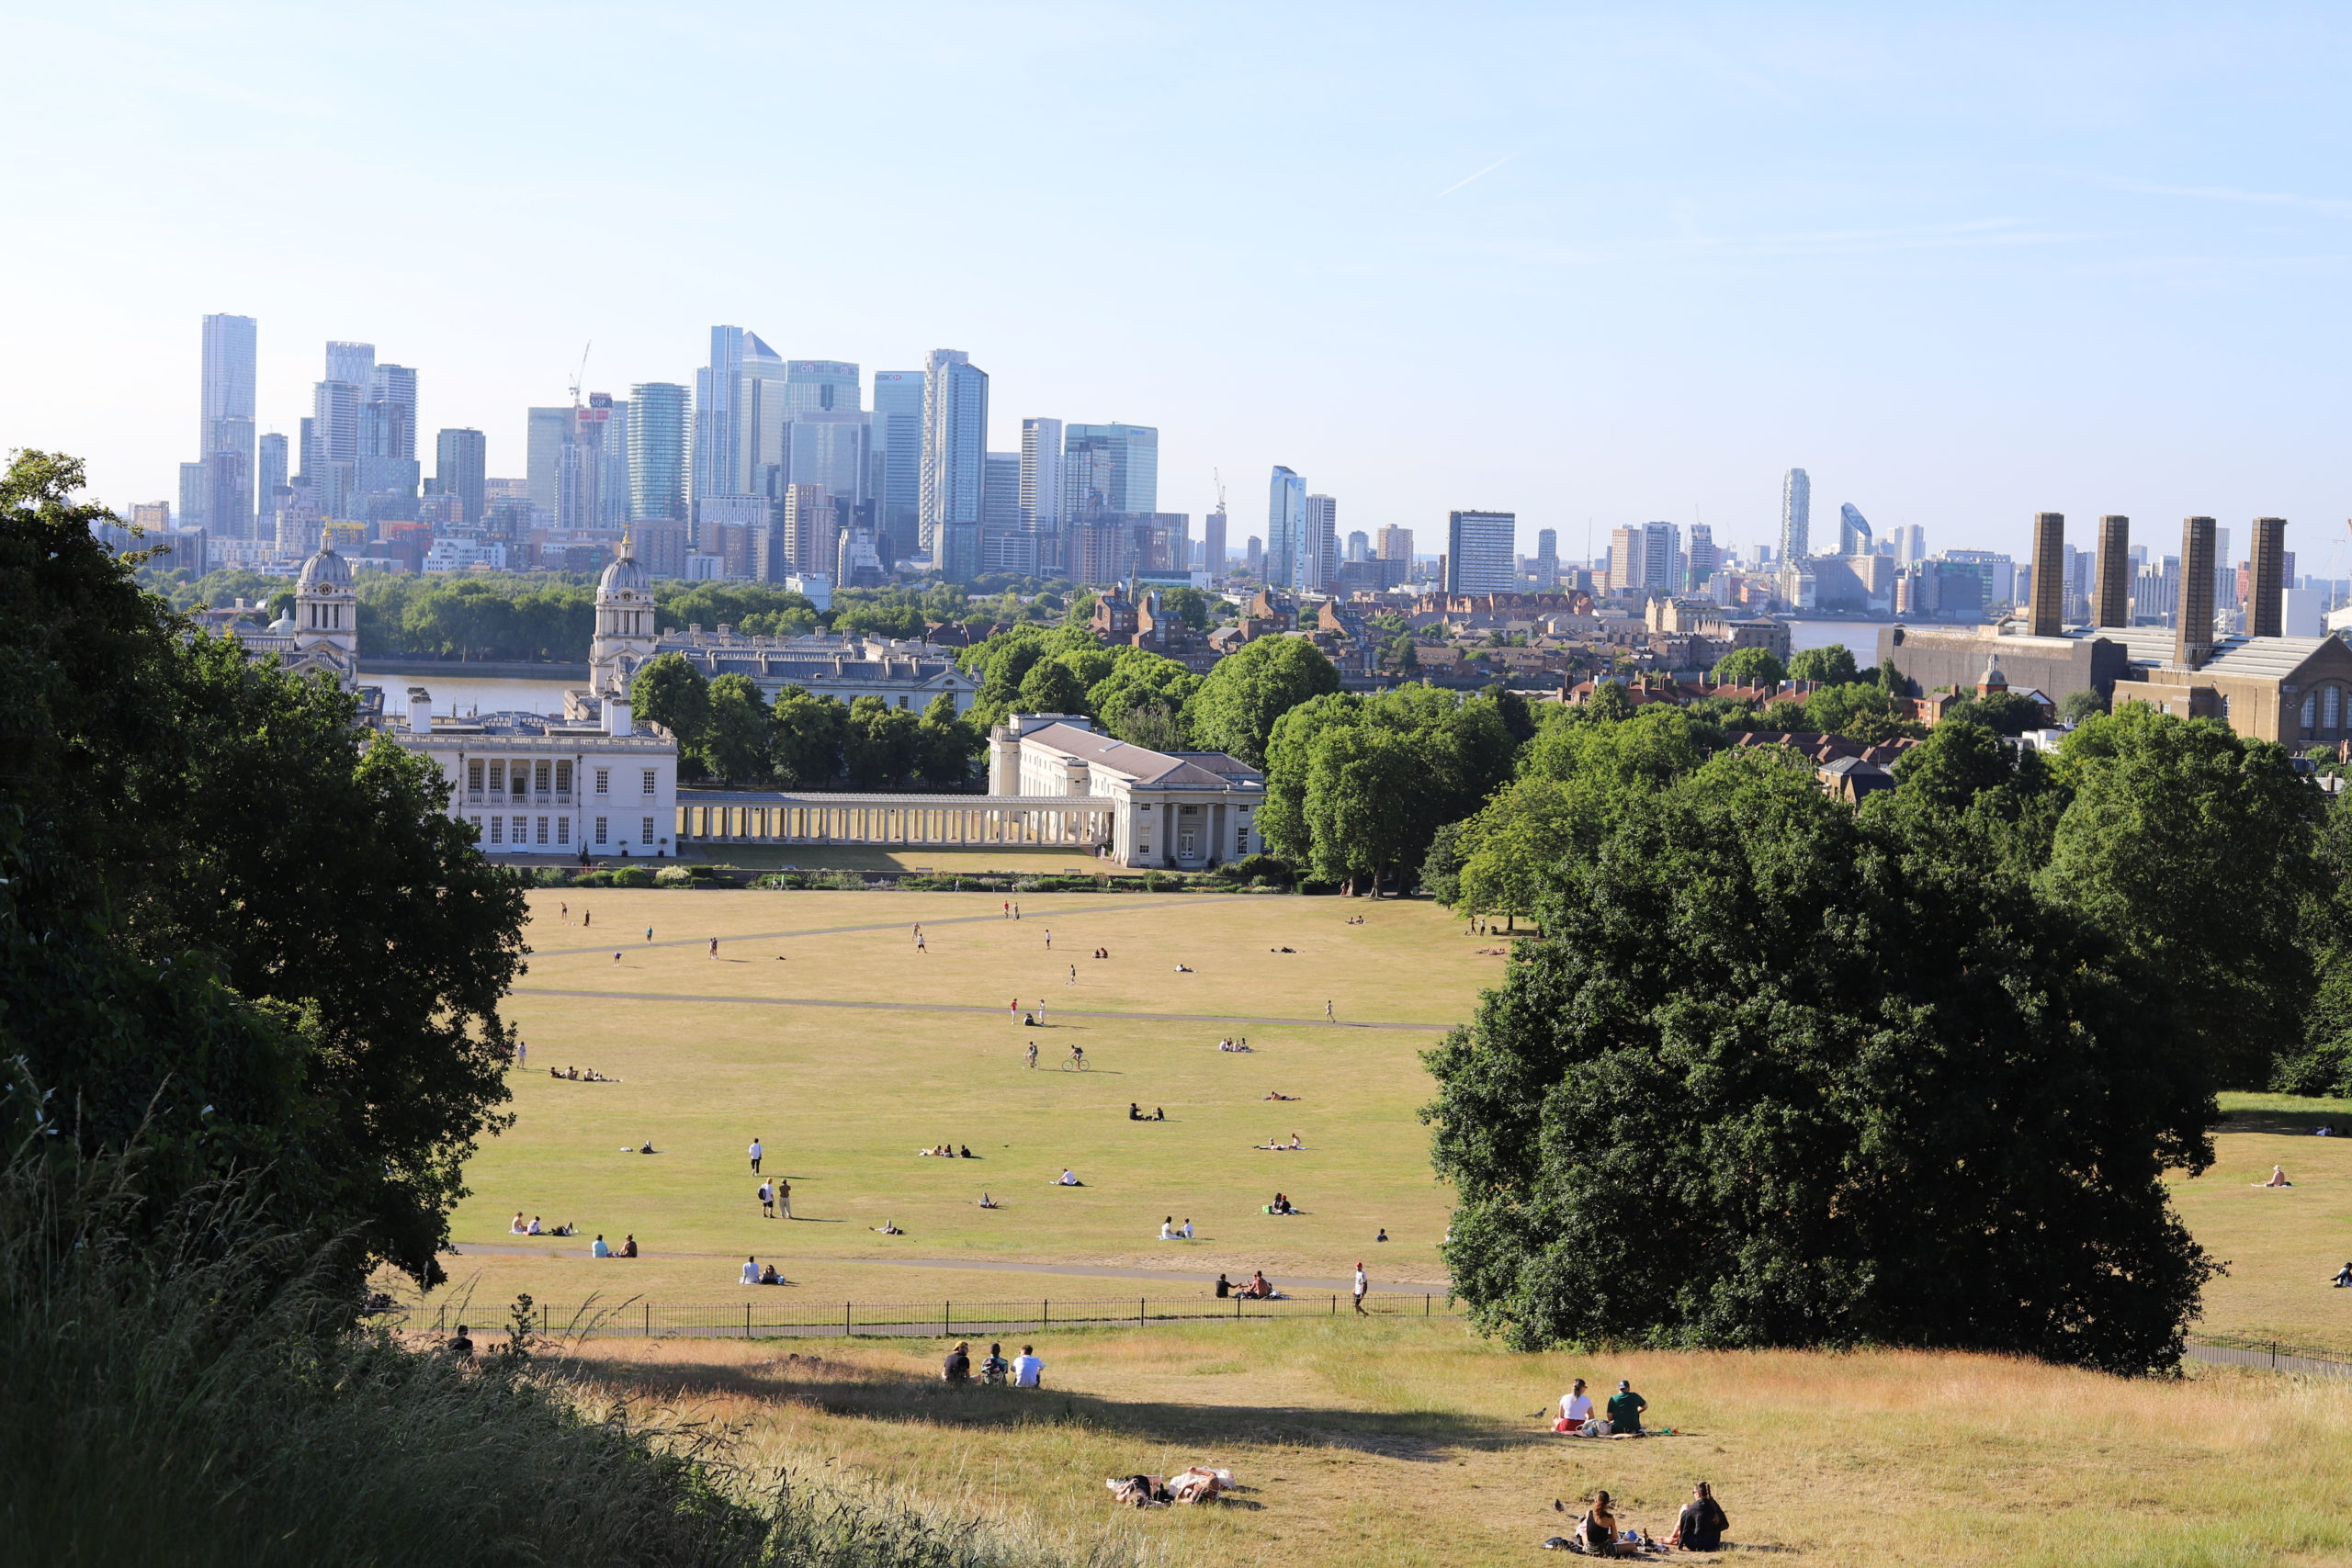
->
653;866;695;887
1221;852;1294;886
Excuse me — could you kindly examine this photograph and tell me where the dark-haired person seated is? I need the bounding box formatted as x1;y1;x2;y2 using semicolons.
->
758;1263;782;1285
1671;1482;1729;1551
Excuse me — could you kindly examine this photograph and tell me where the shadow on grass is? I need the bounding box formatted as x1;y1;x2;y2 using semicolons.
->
568;1347;1526;1463
2219;1110;2348;1135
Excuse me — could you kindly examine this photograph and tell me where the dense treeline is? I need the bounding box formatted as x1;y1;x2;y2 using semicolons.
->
629;655;985;787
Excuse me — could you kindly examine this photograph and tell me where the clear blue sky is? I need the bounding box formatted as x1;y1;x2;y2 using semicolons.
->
6;2;2350;570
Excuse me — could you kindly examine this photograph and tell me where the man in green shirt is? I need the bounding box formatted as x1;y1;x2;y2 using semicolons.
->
1606;1379;1646;1435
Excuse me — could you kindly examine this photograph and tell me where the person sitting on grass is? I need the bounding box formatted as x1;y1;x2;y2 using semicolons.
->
447;1325;476;1364
509;1212;527;1234
1559;1378;1594;1432
1607;1380;1647;1436
741;1256;759;1285
591;1234;611;1258
2334;1260;2352;1288
639;1140;656;1155
1671;1482;1729;1551
980;1342;1010;1384
942;1342;971;1384
759;1262;782;1285
620;1235;638;1258
978;1192;1000;1208
1057;1169;1081;1186
1129;1102;1145;1121
1578;1492;1619;1556
1152;1107;1165;1121
527;1216;544;1235
1159;1216;1176;1240
2259;1165;2295;1188
960;1145;976;1158
1181;1217;1193;1238
1012;1345;1045;1387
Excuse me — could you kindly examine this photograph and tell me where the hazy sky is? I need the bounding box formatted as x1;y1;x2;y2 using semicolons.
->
6;2;2351;568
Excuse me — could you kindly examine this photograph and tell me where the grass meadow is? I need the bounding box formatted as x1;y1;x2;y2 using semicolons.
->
390;886;2352;1566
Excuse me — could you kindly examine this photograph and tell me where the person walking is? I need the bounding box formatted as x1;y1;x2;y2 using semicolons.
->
582;909;592;929
775;1176;792;1219
1068;964;1076;985
516;1039;527;1068
758;1179;775;1218
916;931;926;953
645;926;653;943
1325;999;1335;1023
1353;1262;1369;1314
1024;1040;1039;1069
750;1137;763;1174
1043;928;1051;949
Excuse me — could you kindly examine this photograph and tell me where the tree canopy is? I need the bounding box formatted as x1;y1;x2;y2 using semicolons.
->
1182;637;1341;767
1711;645;1786;686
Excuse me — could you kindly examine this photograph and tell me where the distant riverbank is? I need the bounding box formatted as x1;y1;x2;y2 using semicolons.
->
359;666;583;716
360;659;590;681
1785;619;1894;655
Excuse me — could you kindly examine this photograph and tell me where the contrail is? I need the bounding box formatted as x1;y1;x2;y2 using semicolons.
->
1437;151;1521;198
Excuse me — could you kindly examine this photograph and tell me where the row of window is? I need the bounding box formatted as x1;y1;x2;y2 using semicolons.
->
462;760;660;796
466;815;657;848
2301;684;2347;735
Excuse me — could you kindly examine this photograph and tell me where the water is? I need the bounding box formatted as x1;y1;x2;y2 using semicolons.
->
363;671;581;717
1784;620;1895;657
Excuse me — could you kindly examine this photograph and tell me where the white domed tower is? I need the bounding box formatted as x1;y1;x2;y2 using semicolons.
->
290;544;359;681
589;532;660;696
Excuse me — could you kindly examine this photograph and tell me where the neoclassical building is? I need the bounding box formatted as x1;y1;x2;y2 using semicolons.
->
390;685;680;859
221;544;363;687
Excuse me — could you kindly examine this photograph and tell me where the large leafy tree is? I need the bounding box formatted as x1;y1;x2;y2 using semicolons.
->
1712;645;1785;687
629;653;710;750
1426;746;2218;1373
844;695;921;784
699;672;772;784
1787;643;1860;684
1182;636;1340;766
770;685;847;784
0;451;528;1286
1014;657;1091;716
915;693;982;786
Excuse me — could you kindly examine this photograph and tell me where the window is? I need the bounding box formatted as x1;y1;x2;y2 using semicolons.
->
536;817;549;845
488;760;505;794
640;816;655;845
2304;694;2318;730
535;761;551;795
1237;828;1250;853
557;818;571;845
595;768;610;796
594;817;608;843
467;760;484;792
897;695;908;708
641;769;656;796
555;761;572;795
2329;686;2342;732
468;814;482;835
512;817;526;845
489;818;503;844
1180;804;1199;816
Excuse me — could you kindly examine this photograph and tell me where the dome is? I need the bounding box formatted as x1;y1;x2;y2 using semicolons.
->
598;535;649;597
297;546;353;591
268;609;297;635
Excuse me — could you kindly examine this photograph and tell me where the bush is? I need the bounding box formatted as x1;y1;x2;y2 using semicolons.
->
653;866;695;887
1220;852;1294;886
530;866;572;886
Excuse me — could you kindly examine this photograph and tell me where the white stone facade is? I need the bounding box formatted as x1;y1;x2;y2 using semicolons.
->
390;688;680;858
986;714;1264;869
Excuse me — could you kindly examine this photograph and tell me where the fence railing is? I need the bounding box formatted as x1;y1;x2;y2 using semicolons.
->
430;1292;1453;1340
2185;1336;2352;1378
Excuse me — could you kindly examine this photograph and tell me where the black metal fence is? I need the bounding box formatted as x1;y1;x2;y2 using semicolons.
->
2185;1336;2352;1378
431;1292;1453;1340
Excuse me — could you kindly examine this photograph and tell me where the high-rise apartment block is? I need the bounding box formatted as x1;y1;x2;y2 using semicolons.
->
1203;503;1228;575
1447;509;1518;592
197;313;257;530
1061;423;1158;519
1266;467;1305;589
1303;494;1338;592
1781;468;1811;562
920;349;989;570
435;429;488;526
628;383;692;522
1019;417;1064;533
872;371;923;563
526;407;571;513
1375;525;1413;563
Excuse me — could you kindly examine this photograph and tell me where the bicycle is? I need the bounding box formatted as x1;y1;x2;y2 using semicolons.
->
1062;1048;1090;1072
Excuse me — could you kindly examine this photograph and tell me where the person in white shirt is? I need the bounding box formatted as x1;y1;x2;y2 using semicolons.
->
1561;1378;1594;1427
1159;1216;1175;1240
1012;1346;1045;1387
1058;1169;1080;1185
1181;1218;1194;1239
1353;1263;1369;1314
741;1256;760;1285
749;1138;763;1174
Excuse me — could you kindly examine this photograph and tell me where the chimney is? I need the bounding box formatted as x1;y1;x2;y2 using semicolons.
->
2175;515;2217;669
2028;512;2064;637
605;693;633;738
2093;515;2131;627
2248;516;2286;638
407;685;433;734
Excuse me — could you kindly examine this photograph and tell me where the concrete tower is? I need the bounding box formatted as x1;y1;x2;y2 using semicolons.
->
2029;512;2065;637
2176;516;2218;670
2094;515;2132;628
2249;516;2287;638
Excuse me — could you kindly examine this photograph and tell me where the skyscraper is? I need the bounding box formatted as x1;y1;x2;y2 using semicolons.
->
1447;510;1518;592
786;412;872;505
628;383;692;522
1838;502;1871;556
1781;468;1811;561
325;341;375;389
785;360;861;413
693;326;751;505
920;349;989;557
871;371;924;564
1266;467;1305;589
1533;527;1559;588
357;364;420;513
1202;502;1228;575
435;428;488;525
1346;529;1371;563
198;314;256;528
1061;423;1159;517
256;431;289;531
1375;525;1413;563
306;379;361;517
983;453;1022;528
526;407;571;513
592;394;632;527
1019;417;1064;531
1303;494;1338;592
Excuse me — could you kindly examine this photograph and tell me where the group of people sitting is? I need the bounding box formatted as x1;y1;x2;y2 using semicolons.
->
1563;1483;1726;1556
1257;1134;1305;1151
941;1340;1045;1387
1091;946;1112;959
1127;1103;1167;1121
918;1144;978;1157
1215;1270;1283;1300
548;1066;616;1081
1217;1037;1253;1053
1342;915;1365;925
1264;1191;1299;1214
741;1257;786;1285
589;1234;638;1258
1157;1215;1195;1240
511;1213;575;1237
1555;1378;1650;1437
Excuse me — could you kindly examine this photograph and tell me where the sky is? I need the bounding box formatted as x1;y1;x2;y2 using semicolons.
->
6;1;2352;570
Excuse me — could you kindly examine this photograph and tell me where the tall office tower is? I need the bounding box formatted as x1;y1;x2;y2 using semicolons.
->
1061;423;1159;517
786;360;861;413
1533;527;1559;588
733;344;794;493
786;412;872;504
202;450;252;543
1375;525;1413;562
367;364;418;456
2028;512;2065;637
435;428;488;525
325;341;375;388
1266;467;1306;590
1895;523;1927;565
1245;535;1264;578
1838;502;1872;556
256;432;289;530
557;417;601;530
872;370;923;562
2177;516;2218;668
2249;516;2288;637
357;364;420;513
982;453;1022;528
1346;529;1371;563
1448;510;1518;592
591;394;632;526
628;383;692;521
919;349;989;556
692;326;754;505
526;407;572;512
1303;494;1338;592
130;502;171;531
1019;418;1064;530
198;313;257;525
782;484;838;576
1685;524;1718;589
1781;468;1811;561
1202;502;1228;575
306;379;362;515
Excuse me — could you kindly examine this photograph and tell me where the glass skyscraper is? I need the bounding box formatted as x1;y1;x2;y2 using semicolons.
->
1062;423;1158;518
872;370;924;564
1019;417;1064;531
198;314;256;529
628;383;692;522
920;349;989;555
1781;468;1811;561
1266;467;1305;590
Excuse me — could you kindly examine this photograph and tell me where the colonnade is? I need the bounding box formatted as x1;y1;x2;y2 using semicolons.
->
676;793;1113;849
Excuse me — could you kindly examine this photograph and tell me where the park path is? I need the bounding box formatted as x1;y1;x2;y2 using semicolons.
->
443;1240;1443;1295
526;899;1175;959
508;986;1451;1031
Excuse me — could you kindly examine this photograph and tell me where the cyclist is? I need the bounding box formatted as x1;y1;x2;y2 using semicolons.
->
1067;1043;1087;1070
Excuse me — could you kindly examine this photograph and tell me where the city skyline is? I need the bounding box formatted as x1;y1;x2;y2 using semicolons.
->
9;6;2352;569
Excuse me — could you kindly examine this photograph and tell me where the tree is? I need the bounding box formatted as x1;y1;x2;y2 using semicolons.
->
1015;657;1091;716
0;451;528;1287
2042;706;2325;1087
1453;777;1578;930
1182;636;1341;766
629;654;710;751
1088;649;1201;747
1804;681;1914;741
1158;584;1211;631
1425;746;2218;1373
915;693;981;785
844;695;921;784
699;673;772;784
770;685;847;784
1788;644;1860;684
1712;646;1785;687
1942;689;2045;736
1299;724;1424;893
2058;687;2109;725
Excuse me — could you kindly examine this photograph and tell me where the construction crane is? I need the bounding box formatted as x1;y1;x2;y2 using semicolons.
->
1212;468;1227;513
568;341;593;410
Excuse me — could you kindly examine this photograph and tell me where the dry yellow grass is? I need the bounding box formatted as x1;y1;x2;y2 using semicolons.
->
548;1320;2352;1568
